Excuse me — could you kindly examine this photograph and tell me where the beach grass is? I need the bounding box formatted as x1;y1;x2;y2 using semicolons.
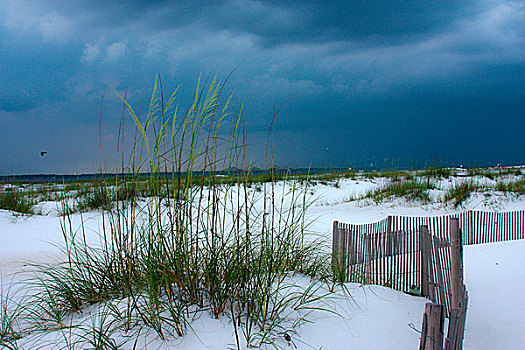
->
0;191;34;215
1;75;337;350
361;179;436;204
443;181;482;207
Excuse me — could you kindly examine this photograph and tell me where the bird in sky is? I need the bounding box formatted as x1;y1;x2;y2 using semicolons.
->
40;151;47;157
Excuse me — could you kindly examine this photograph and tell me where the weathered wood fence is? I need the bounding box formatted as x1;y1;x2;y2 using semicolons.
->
332;210;525;296
457;210;525;244
332;209;524;350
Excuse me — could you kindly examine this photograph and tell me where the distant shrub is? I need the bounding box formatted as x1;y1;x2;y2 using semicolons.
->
499;167;523;177
467;167;523;181
377;170;408;181
341;169;357;180
467;168;498;180
114;182;140;202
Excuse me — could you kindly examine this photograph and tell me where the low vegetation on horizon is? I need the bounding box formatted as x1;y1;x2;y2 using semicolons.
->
1;165;524;215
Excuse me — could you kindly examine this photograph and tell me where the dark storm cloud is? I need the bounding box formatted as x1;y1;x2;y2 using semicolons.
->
206;0;483;46
47;1;483;46
0;96;36;112
0;0;523;173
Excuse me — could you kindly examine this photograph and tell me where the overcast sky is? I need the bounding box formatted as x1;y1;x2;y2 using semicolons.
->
0;0;524;174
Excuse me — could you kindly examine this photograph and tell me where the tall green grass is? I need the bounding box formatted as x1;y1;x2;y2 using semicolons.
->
0;282;23;349
3;75;335;349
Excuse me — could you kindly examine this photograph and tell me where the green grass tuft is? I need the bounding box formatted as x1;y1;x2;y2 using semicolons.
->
75;187;113;212
0;190;34;214
495;179;525;196
443;181;481;207
363;180;436;203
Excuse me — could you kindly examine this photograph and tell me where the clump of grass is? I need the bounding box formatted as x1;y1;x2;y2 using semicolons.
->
363;180;436;203
363;170;379;179
0;190;34;214
466;166;523;181
443;181;481;207
73;302;127;350
0;283;23;348
75;187;113;211
11;75;336;349
467;168;498;180
421;167;452;179
495;179;525;196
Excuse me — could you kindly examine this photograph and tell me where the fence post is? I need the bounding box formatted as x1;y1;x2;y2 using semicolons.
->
446;308;458;350
450;218;463;309
420;225;431;298
457;289;468;349
385;219;390;256
332;221;340;268
467;211;473;245
332;221;347;280
419;303;444;350
445;287;468;350
348;227;356;265
338;223;346;268
431;236;445;310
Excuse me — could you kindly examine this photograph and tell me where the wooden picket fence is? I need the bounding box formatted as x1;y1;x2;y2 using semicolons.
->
332;209;525;350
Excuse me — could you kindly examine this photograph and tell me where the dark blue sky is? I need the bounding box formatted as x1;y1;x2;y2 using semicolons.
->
0;0;524;174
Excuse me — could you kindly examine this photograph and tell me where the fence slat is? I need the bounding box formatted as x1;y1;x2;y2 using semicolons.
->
450;218;463;309
419;303;444;350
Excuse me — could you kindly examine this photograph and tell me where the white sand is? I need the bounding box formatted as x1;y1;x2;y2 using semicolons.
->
1;174;524;349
